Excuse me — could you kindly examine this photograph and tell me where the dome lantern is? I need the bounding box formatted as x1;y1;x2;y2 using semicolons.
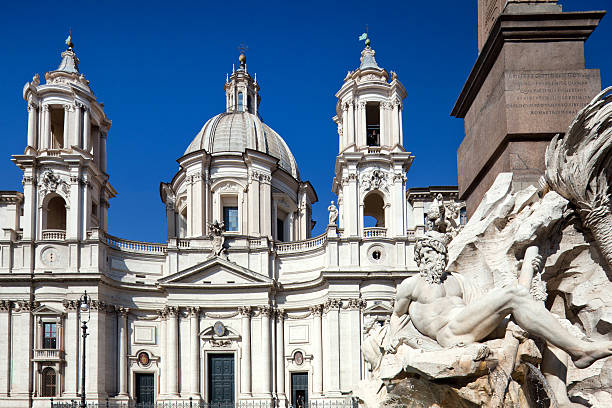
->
224;52;260;115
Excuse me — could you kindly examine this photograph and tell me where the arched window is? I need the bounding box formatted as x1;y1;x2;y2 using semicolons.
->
247;95;253;113
45;196;67;231
41;367;56;397
363;192;385;228
238;92;244;111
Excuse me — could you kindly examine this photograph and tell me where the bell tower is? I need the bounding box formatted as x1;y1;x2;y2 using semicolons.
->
332;37;414;238
13;36;116;245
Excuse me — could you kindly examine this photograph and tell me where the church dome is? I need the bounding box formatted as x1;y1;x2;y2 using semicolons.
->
184;111;299;179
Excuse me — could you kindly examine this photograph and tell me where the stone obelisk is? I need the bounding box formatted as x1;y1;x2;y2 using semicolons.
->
452;0;605;216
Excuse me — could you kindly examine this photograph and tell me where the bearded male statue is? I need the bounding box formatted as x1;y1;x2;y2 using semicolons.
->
386;232;612;370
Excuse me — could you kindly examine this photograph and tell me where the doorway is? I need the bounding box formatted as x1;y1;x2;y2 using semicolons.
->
291;372;308;408
208;353;235;407
135;373;155;407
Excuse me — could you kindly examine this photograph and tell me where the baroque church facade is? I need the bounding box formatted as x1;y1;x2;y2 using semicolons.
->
0;38;463;407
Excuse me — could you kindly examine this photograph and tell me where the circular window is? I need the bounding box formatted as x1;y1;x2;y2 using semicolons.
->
294;351;304;366
138;351;150;367
367;245;385;264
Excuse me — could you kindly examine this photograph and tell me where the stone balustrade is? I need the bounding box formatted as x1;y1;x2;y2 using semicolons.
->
33;348;64;361
276;233;327;254
363;227;386;238
41;229;66;240
104;232;167;255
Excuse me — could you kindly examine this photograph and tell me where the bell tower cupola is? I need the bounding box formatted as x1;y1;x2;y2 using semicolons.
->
14;36;116;245
331;36;414;239
334;38;408;154
224;51;260;115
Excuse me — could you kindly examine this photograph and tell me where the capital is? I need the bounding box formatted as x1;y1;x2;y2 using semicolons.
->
259;305;273;317
238;306;252;317
188;306;201;317
309;305;323;316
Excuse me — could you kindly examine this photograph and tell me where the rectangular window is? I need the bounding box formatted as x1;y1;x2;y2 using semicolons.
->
223;207;239;232
43;322;57;349
277;218;285;242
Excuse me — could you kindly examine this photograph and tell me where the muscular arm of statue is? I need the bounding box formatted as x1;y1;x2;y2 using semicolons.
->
385;277;415;353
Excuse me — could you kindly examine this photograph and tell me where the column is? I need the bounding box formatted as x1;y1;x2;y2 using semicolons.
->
63;105;71;148
379;102;386;146
100;131;107;172
276;309;286;402
0;301;11;397
324;299;341;395
118;308;129;397
260;175;271;237
27;102;38;150
392;101;399;145
359;102;367;147
186;176;193;237
73;103;82;148
42;105;51;150
189;307;200;397
192;174;203;236
83;108;91;152
310;305;323;396
287;212;294;241
166;307;179;397
398;102;403;146
22;171;36;240
248;173;261;234
347;102;355;148
159;309;168;396
272;200;278;240
348;300;364;387
260;306;272;396
67;171;81;241
239;307;252;396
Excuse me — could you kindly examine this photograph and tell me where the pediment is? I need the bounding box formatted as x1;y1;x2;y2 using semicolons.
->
363;302;393;315
33;304;65;316
158;257;274;288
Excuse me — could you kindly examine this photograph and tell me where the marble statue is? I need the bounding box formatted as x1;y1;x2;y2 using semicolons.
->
328;200;338;225
386;234;612;370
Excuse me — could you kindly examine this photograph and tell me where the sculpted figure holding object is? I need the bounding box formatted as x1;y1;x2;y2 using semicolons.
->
386;231;612;369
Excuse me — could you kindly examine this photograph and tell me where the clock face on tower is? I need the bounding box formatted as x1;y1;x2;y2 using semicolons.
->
213;321;226;337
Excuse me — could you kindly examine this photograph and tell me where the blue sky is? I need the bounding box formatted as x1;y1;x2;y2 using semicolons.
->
1;1;610;242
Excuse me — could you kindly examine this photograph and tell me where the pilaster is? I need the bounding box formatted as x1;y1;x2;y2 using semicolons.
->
239;306;252;396
310;305;323;396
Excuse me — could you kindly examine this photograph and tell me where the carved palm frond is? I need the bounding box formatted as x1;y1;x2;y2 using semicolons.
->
545;87;612;267
545;87;612;225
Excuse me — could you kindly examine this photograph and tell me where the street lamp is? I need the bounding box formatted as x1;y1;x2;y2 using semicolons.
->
79;291;90;408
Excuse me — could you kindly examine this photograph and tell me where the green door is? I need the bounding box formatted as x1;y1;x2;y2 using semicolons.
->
291;373;308;408
208;353;235;407
135;373;155;407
